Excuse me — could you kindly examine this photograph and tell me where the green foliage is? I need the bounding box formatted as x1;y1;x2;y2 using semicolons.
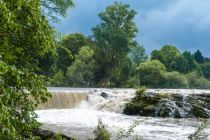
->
0;0;69;138
137;60;166;88
0;0;55;70
93;119;111;140
129;42;148;66
201;62;210;80
0;60;50;139
56;45;73;73
37;50;57;77
67;46;96;87
92;2;138;87
182;51;199;73
194;50;205;64
124;75;140;88
54;33;92;84
110;56;133;87
50;70;66;86
170;54;188;73
151;45;181;71
40;0;74;22
163;71;189;88
186;71;210;89
116;120;143;140
61;33;92;55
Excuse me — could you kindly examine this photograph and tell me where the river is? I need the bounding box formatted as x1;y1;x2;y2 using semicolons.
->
36;88;210;140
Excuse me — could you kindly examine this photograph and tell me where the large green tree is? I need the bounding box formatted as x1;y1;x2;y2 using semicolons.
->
182;51;200;73
151;45;181;71
61;33;92;55
194;50;204;64
67;46;96;87
0;0;72;138
57;33;92;73
92;2;138;87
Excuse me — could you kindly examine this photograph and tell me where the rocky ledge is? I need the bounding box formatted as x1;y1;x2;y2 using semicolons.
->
123;88;210;118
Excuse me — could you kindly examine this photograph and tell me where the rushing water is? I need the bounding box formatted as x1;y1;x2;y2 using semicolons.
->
36;88;210;140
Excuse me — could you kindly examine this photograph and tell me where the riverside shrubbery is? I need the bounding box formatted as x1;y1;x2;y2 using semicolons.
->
138;60;210;89
93;119;111;140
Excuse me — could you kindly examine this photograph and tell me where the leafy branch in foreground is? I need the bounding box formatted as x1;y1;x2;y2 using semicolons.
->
0;60;50;139
93;119;111;140
116;119;145;140
92;118;144;140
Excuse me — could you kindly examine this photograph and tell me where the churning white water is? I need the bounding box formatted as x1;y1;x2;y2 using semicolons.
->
36;88;210;140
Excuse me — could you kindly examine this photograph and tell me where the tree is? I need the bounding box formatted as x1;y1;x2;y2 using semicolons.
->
92;2;138;87
151;45;181;71
163;71;189;88
137;60;166;87
201;62;210;80
56;45;73;73
170;54;188;73
129;42;148;66
55;33;92;75
194;50;204;64
183;51;200;73
186;71;210;89
61;33;92;55
67;46;96;87
40;0;74;22
0;0;72;138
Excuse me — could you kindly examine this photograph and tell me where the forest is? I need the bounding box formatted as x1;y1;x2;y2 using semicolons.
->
38;3;210;89
0;0;210;139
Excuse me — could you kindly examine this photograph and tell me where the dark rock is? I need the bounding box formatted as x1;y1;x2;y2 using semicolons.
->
123;89;210;118
100;92;108;98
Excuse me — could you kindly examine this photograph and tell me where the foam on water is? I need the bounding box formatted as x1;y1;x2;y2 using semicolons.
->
36;109;210;140
36;88;210;140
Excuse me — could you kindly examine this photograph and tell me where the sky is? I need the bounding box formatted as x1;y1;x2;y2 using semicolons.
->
53;0;210;57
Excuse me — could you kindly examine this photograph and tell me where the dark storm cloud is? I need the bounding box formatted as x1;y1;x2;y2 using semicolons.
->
54;0;210;57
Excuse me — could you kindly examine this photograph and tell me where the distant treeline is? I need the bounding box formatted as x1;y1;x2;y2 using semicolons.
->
37;3;210;89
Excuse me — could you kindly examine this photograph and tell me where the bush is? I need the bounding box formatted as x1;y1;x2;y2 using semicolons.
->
138;60;166;88
163;71;189;88
186;71;210;89
93;119;111;140
50;70;66;86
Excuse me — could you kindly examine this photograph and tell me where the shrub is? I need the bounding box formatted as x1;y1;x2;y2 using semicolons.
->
93;119;111;140
137;60;166;88
186;71;210;89
163;71;189;88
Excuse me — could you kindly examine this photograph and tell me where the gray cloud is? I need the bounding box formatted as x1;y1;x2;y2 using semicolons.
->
54;0;210;57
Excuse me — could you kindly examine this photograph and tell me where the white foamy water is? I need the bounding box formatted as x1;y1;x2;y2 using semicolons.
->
36;88;210;140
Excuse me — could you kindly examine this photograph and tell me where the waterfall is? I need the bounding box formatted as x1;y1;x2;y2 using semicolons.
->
78;89;135;113
37;91;88;110
37;88;210;118
37;88;135;112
